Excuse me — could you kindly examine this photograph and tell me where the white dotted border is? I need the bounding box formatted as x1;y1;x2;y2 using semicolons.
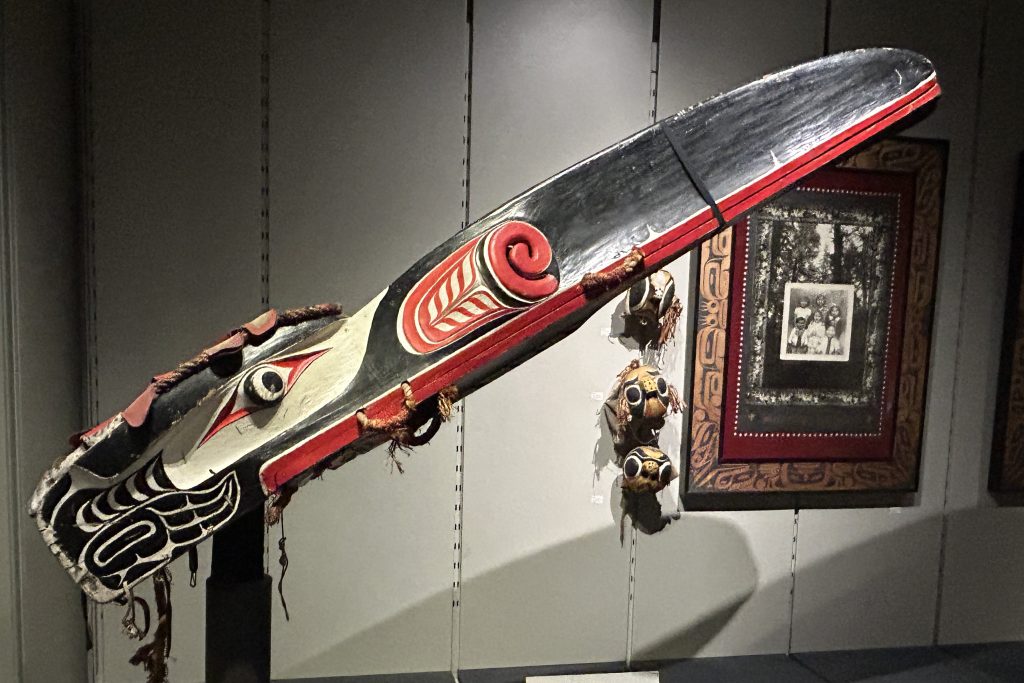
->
731;187;901;439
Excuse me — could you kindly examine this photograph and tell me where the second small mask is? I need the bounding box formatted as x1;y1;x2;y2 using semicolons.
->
607;360;680;453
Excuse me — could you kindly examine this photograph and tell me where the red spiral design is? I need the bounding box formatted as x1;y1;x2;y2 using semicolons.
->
485;221;558;301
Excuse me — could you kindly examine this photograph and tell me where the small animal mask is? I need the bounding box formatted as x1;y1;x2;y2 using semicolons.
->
612;362;679;446
623;269;682;350
625;269;676;323
622;364;670;424
621;445;677;493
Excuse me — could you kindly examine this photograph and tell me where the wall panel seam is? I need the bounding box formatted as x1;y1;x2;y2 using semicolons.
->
786;509;800;654
74;1;103;677
625;3;661;666
260;0;271;313
933;0;992;645
451;3;473;678
0;9;25;677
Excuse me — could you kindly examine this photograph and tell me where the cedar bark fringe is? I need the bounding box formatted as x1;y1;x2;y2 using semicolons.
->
129;568;172;683
656;296;683;349
358;384;461;464
580;247;644;294
152;303;344;395
265;485;295;526
610;360;642;441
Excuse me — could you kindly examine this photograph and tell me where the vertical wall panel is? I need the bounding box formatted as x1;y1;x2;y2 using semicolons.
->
268;1;467;677
939;0;1024;644
459;0;653;670
790;0;985;653
1;2;86;681
89;2;263;681
630;0;824;661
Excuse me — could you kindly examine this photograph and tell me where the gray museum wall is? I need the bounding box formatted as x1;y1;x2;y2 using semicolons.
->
2;1;1022;681
0;2;87;682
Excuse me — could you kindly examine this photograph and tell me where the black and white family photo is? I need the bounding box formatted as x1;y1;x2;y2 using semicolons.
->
780;283;854;362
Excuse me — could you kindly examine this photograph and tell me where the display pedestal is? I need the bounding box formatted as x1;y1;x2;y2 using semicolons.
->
206;507;271;683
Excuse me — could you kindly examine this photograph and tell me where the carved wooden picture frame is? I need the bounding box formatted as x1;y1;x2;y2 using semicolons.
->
685;137;948;508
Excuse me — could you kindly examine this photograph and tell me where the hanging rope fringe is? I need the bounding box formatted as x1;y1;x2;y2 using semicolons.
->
580;247;644;294
610;360;642;441
151;303;343;395
357;384;461;466
265;485;295;526
656;296;683;350
277;514;291;622
668;384;684;414
129;568;172;683
436;385;459;421
120;588;150;641
356;382;418;433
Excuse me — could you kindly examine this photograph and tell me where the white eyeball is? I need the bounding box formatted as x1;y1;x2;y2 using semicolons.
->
243;365;287;405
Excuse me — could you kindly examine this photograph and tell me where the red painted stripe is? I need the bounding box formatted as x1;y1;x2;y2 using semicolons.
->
261;76;940;491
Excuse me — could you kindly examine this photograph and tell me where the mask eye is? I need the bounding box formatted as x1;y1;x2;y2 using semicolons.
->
656;376;668;398
658;461;674;484
626;278;651;315
199;350;327;446
244;365;287;405
623;454;642;478
658;278;676;317
625;384;643;406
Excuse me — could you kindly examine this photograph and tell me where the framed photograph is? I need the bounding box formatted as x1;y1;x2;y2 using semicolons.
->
779;283;853;362
686;137;947;507
991;154;1024;494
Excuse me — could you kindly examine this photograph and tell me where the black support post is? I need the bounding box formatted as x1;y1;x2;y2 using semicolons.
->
206;506;272;683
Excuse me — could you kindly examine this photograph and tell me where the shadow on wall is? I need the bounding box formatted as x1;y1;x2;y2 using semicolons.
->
633;513;947;662
276;515;756;678
278;511;961;677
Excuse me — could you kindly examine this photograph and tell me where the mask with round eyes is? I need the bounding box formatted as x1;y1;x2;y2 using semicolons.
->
621;445;677;493
623;270;682;349
616;363;675;445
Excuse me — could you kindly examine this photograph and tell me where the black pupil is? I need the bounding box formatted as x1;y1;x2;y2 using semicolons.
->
261;371;284;393
626;386;642;403
657;378;667;394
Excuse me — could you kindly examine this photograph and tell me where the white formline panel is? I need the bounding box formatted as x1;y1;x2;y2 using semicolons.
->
2;3;86;681
939;0;1024;644
88;2;263;681
790;0;986;653
267;1;467;677
630;0;823;661
459;0;653;669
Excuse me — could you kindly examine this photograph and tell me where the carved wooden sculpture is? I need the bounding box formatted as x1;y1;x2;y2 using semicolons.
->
31;50;939;609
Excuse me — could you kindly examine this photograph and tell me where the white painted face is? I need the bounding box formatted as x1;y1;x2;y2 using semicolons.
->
149;290;386;490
